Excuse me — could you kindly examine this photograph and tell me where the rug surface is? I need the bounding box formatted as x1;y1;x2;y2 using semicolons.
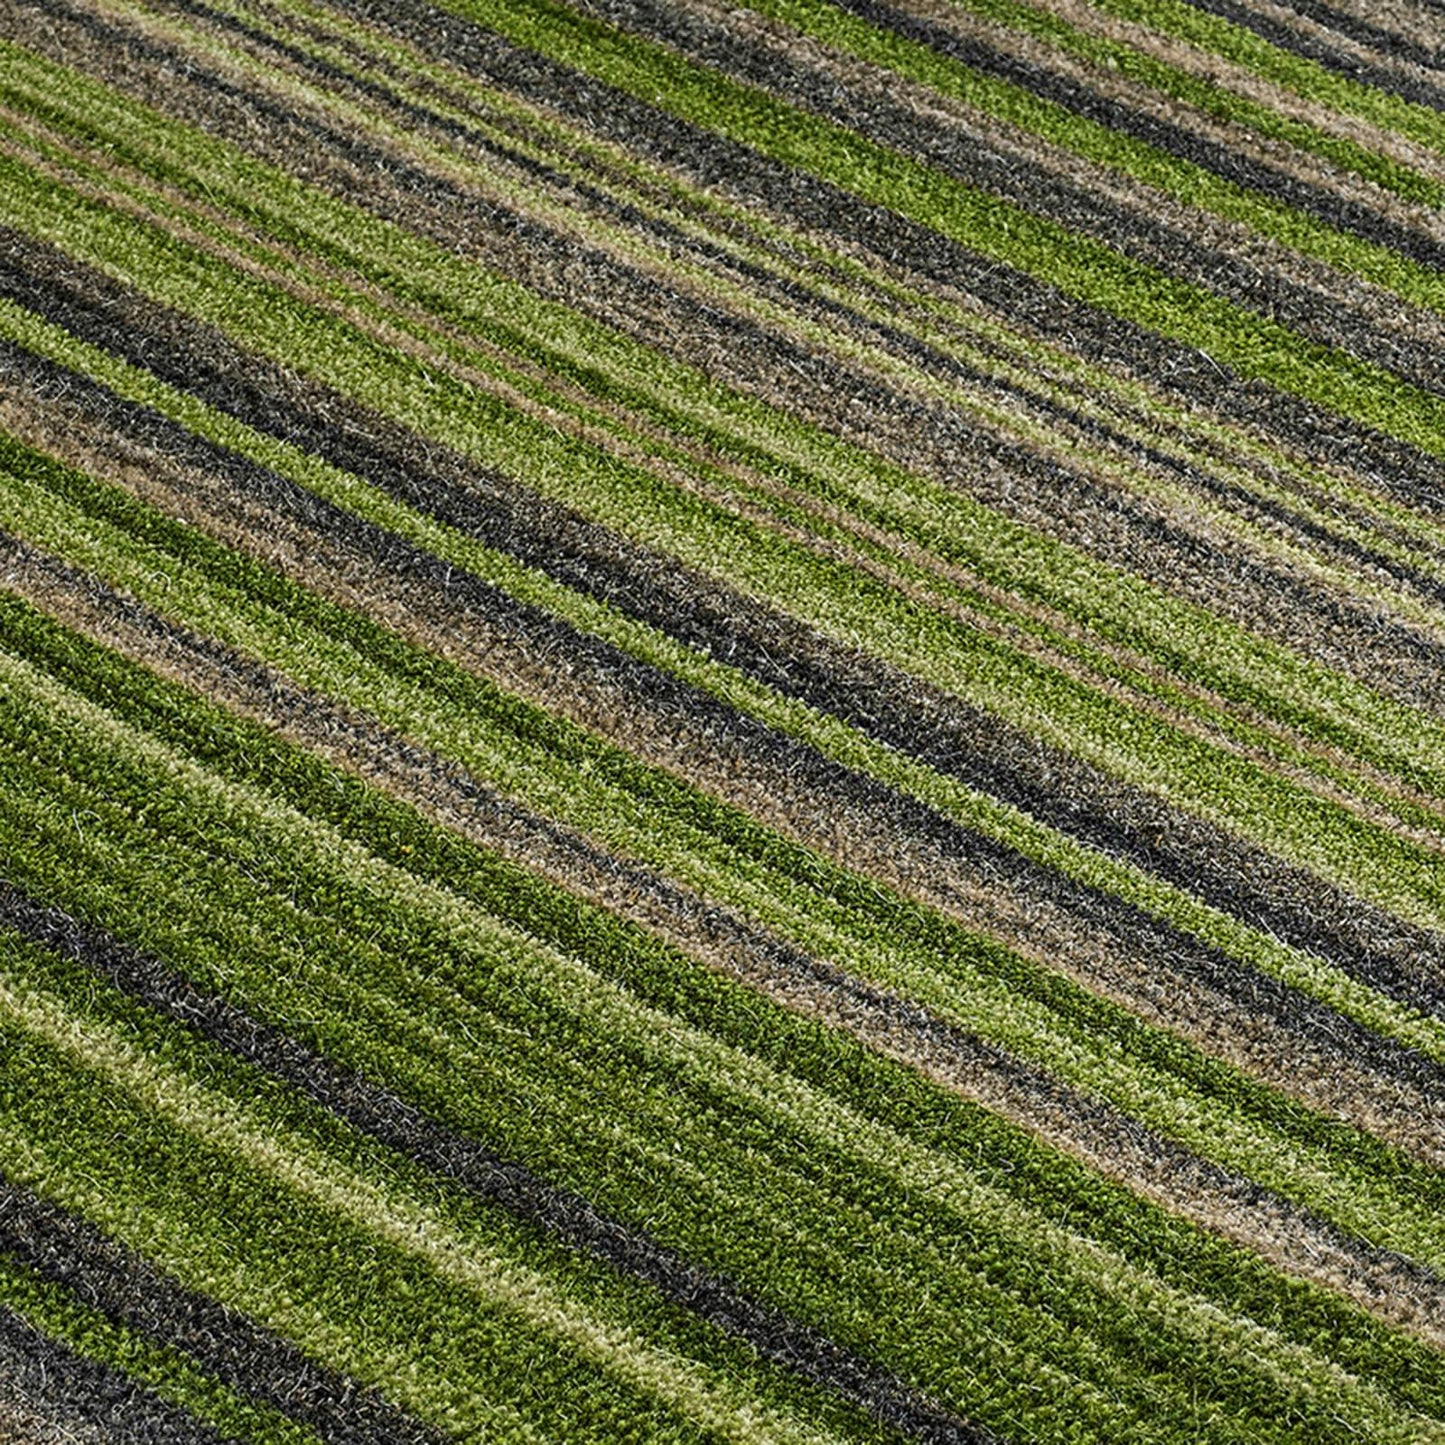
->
0;0;1444;1440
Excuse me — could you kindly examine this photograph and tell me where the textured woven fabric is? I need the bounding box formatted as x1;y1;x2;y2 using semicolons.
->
1;1;1444;1440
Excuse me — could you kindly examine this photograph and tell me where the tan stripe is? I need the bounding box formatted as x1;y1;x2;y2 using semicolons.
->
1021;0;1445;179
4;366;1444;1158
15;69;1445;845
2;424;1445;1352
19;0;1445;736
0;974;835;1445
680;0;1445;358
6;551;1445;1349
1200;0;1445;93
877;0;1445;245
1310;0;1445;58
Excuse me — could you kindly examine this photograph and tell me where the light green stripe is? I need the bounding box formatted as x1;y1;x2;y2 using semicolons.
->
1085;0;1445;156
9;37;1445;802
0;660;1434;1441
5;116;1445;938
0;1251;325;1445
2;294;1441;1069
712;0;1445;315
940;0;1445;199
0;464;1440;1284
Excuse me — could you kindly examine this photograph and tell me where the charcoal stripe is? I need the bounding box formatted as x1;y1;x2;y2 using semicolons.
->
5;4;1445;1431
318;0;1445;494
1264;0;1445;72
0;1192;444;1442
6;338;1445;1116
0;882;997;1445
5;242;1445;1036
0;1303;230;1445
1175;0;1445;111
819;0;1445;279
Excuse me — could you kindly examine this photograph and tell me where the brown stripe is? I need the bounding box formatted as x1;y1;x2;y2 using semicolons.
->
29;0;1445;526
26;0;1445;725
0;881;995;1445
1174;0;1445;111
7;344;1445;1188
6;679;1444;1349
5;252;1445;1048
582;0;1445;382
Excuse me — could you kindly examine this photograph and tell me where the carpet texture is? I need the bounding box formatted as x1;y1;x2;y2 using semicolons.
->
0;0;1444;1439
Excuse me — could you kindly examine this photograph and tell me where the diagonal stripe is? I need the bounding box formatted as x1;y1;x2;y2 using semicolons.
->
0;882;994;1445
3;0;1445;1437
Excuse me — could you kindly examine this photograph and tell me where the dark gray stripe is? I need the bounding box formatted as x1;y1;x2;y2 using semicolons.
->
18;0;1445;525
5;237;1445;1044
0;1303;230;1444
628;0;1445;393
11;310;1445;1101
30;0;1445;625
319;0;1445;504
1177;0;1445;111
0;883;995;1445
0;1194;443;1443
1268;0;1445;72
7;870;1445;1372
58;0;1445;626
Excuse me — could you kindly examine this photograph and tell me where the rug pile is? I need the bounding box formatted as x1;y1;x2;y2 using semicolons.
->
0;0;1443;1440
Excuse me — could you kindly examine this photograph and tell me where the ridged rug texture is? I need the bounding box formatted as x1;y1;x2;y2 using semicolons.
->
0;0;1444;1440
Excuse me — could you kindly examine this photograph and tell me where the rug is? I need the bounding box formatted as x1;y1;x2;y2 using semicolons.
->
0;0;1443;1440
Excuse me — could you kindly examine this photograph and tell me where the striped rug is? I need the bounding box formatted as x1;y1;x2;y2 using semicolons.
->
1;0;1444;1439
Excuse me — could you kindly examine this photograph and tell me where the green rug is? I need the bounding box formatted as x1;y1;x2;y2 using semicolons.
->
1;0;1444;1439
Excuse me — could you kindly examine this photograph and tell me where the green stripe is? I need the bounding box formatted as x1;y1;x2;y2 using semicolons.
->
0;928;887;1445
0;1250;327;1445
682;0;1445;315
0;436;1441;1283
1085;0;1445;155
8;38;1445;811
0;643;1433;1443
3;3;1445;1436
5;105;1445;937
5;584;1444;1423
418;0;1445;449
0;300;1441;1070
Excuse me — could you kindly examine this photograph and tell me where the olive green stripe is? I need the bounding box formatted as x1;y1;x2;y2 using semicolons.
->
0;978;842;1445
418;0;1445;452
5;577;1444;1424
0;655;1435;1442
936;0;1445;198
3;293;1441;1072
0;1252;327;1445
2;434;1443;1290
6;132;1445;940
8;39;1445;832
7;41;1445;824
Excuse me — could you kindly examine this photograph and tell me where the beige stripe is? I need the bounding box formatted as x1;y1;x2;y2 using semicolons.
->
17;0;1445;735
0;952;839;1445
3;364;1443;1163
880;0;1445;243
17;69;1444;831
1198;0;1445;94
5;508;1445;1350
1024;0;1445;177
682;0;1445;355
